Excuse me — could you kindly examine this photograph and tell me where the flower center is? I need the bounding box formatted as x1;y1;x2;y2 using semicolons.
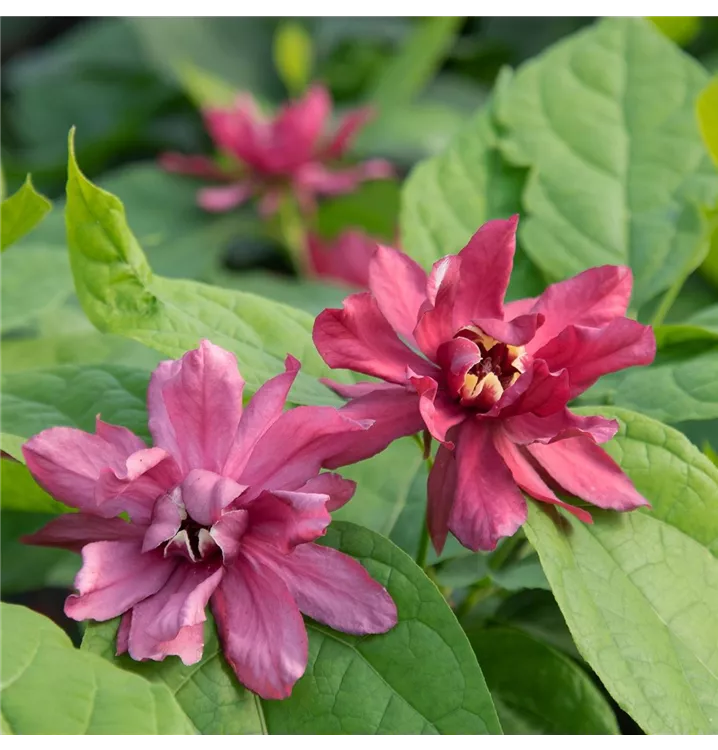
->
453;326;526;411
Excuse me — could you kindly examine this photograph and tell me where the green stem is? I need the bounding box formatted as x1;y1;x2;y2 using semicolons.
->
276;195;310;276
488;533;524;572
455;581;495;621
412;432;434;570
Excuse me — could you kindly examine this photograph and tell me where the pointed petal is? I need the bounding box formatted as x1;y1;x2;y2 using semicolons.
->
255;542;397;635
415;256;462;361
222;355;300;480
204;95;263;166
240;405;372;489
148;340;245;474
527;437;650;511
180;469;247;527
324;106;375;158
472;312;543;347
369;245;428;344
212;555;308;700
427;443;457;554
313;292;435;383
493;428;593;523
494;360;571;418
453;216;518;326
159;152;227;179
319;378;398;400
527;265;633;354
65;541;175;622
534;319;656;398
246;491;331;551
128;563;222;663
323;387;424;469
22;514;142;553
198;182;253;212
409;374;466;444
273;85;331;168
209;510;249;563
142;488;184;553
448;420;527;552
295;161;394;196
95;418;146;455
308;231;374;288
298;473;356;511
502;410;618;445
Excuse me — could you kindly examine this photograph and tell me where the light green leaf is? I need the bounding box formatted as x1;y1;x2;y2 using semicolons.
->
176;61;239;108
524;407;718;734
1;603;195;734
496;17;718;308
1;175;51;251
468;628;618;734
273;22;313;96
400;91;545;301
83;522;501;734
697;76;718;168
648;16;701;46
1;453;69;514
65;130;347;406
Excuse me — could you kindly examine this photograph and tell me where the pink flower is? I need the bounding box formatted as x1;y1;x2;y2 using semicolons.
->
160;85;393;217
22;341;396;699
308;230;379;288
313;217;656;553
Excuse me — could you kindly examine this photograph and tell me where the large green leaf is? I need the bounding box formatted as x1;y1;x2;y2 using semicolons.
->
400;92;545;301
496;17;718;308
697;75;718;168
1;453;68;514
83;522;501;734
524;407;718;734
1;603;195;734
64;131;347;406
1;175;51;251
468;628;618;734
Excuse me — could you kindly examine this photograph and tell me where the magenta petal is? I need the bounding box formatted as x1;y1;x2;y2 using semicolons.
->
222;355;300;480
324;105;375;158
534;319;656;398
369;245;428;344
436;337;482;397
527;265;633;354
204;95;263;166
273;85;331;169
209;510;249;563
502;410;618;445
427;442;457;554
246;490;331;551
313;292;435;383
320;378;398;400
22;514;142;553
527;437;650;511
295;161;393;196
116;611;131;655
181;469;247;526
128;563;222;663
323;387;424;468
142;488;184;553
95;418;146;456
148;340;245;474
493;429;593;524
473;312;543;347
256;542;397;635
212;554;308;700
240;406;371;489
453;216;518;326
65;541;175;622
22;426;132;512
415;256;462;361
158;152;227;180
198;182;253;212
448;420;527;552
298;473;356;511
410;374;466;444
493;361;570;419
308;231;375;288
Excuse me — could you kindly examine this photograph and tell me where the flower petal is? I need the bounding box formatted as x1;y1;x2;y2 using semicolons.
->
427;442;457;554
320;378;398;399
314;292;435;383
369;245;428;344
65;541;175;622
534;319;656;398
142;488;184;553
298;472;356;511
212;554;308;700
239;406;371;490
448;420;527;552
148;340;245;474
502;410;618;445
158;152;227;180
255;542;397;635
308;231;375;288
128;562;223;664
180;469;247;527
409;373;466;444
222;355;300;480
323;386;424;468
22;514;142;553
472;312;543;347
245;491;331;551
453;216;518;326
324;106;375;158
493;360;570;418
272;84;331;169
493;428;593;523
95;418;146;455
527;437;650;511
295;161;394;196
198;182;253;212
415;256;462;361
209;509;249;563
527;265;633;354
204;94;263;166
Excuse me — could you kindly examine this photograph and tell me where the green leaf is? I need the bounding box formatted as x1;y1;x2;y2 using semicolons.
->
1;453;69;514
1;364;151;442
273;22;313;96
435;551;549;592
400;92;546;301
467;628;618;734
83;522;501;734
697;76;718;168
648;16;701;46
1;244;74;334
1;603;195;734
579;328;718;423
496;17;718;308
175;61;239;108
1;175;51;251
524;407;718;734
64;130;347;406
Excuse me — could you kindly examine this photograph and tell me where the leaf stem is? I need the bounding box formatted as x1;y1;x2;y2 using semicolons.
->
412;432;434;570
